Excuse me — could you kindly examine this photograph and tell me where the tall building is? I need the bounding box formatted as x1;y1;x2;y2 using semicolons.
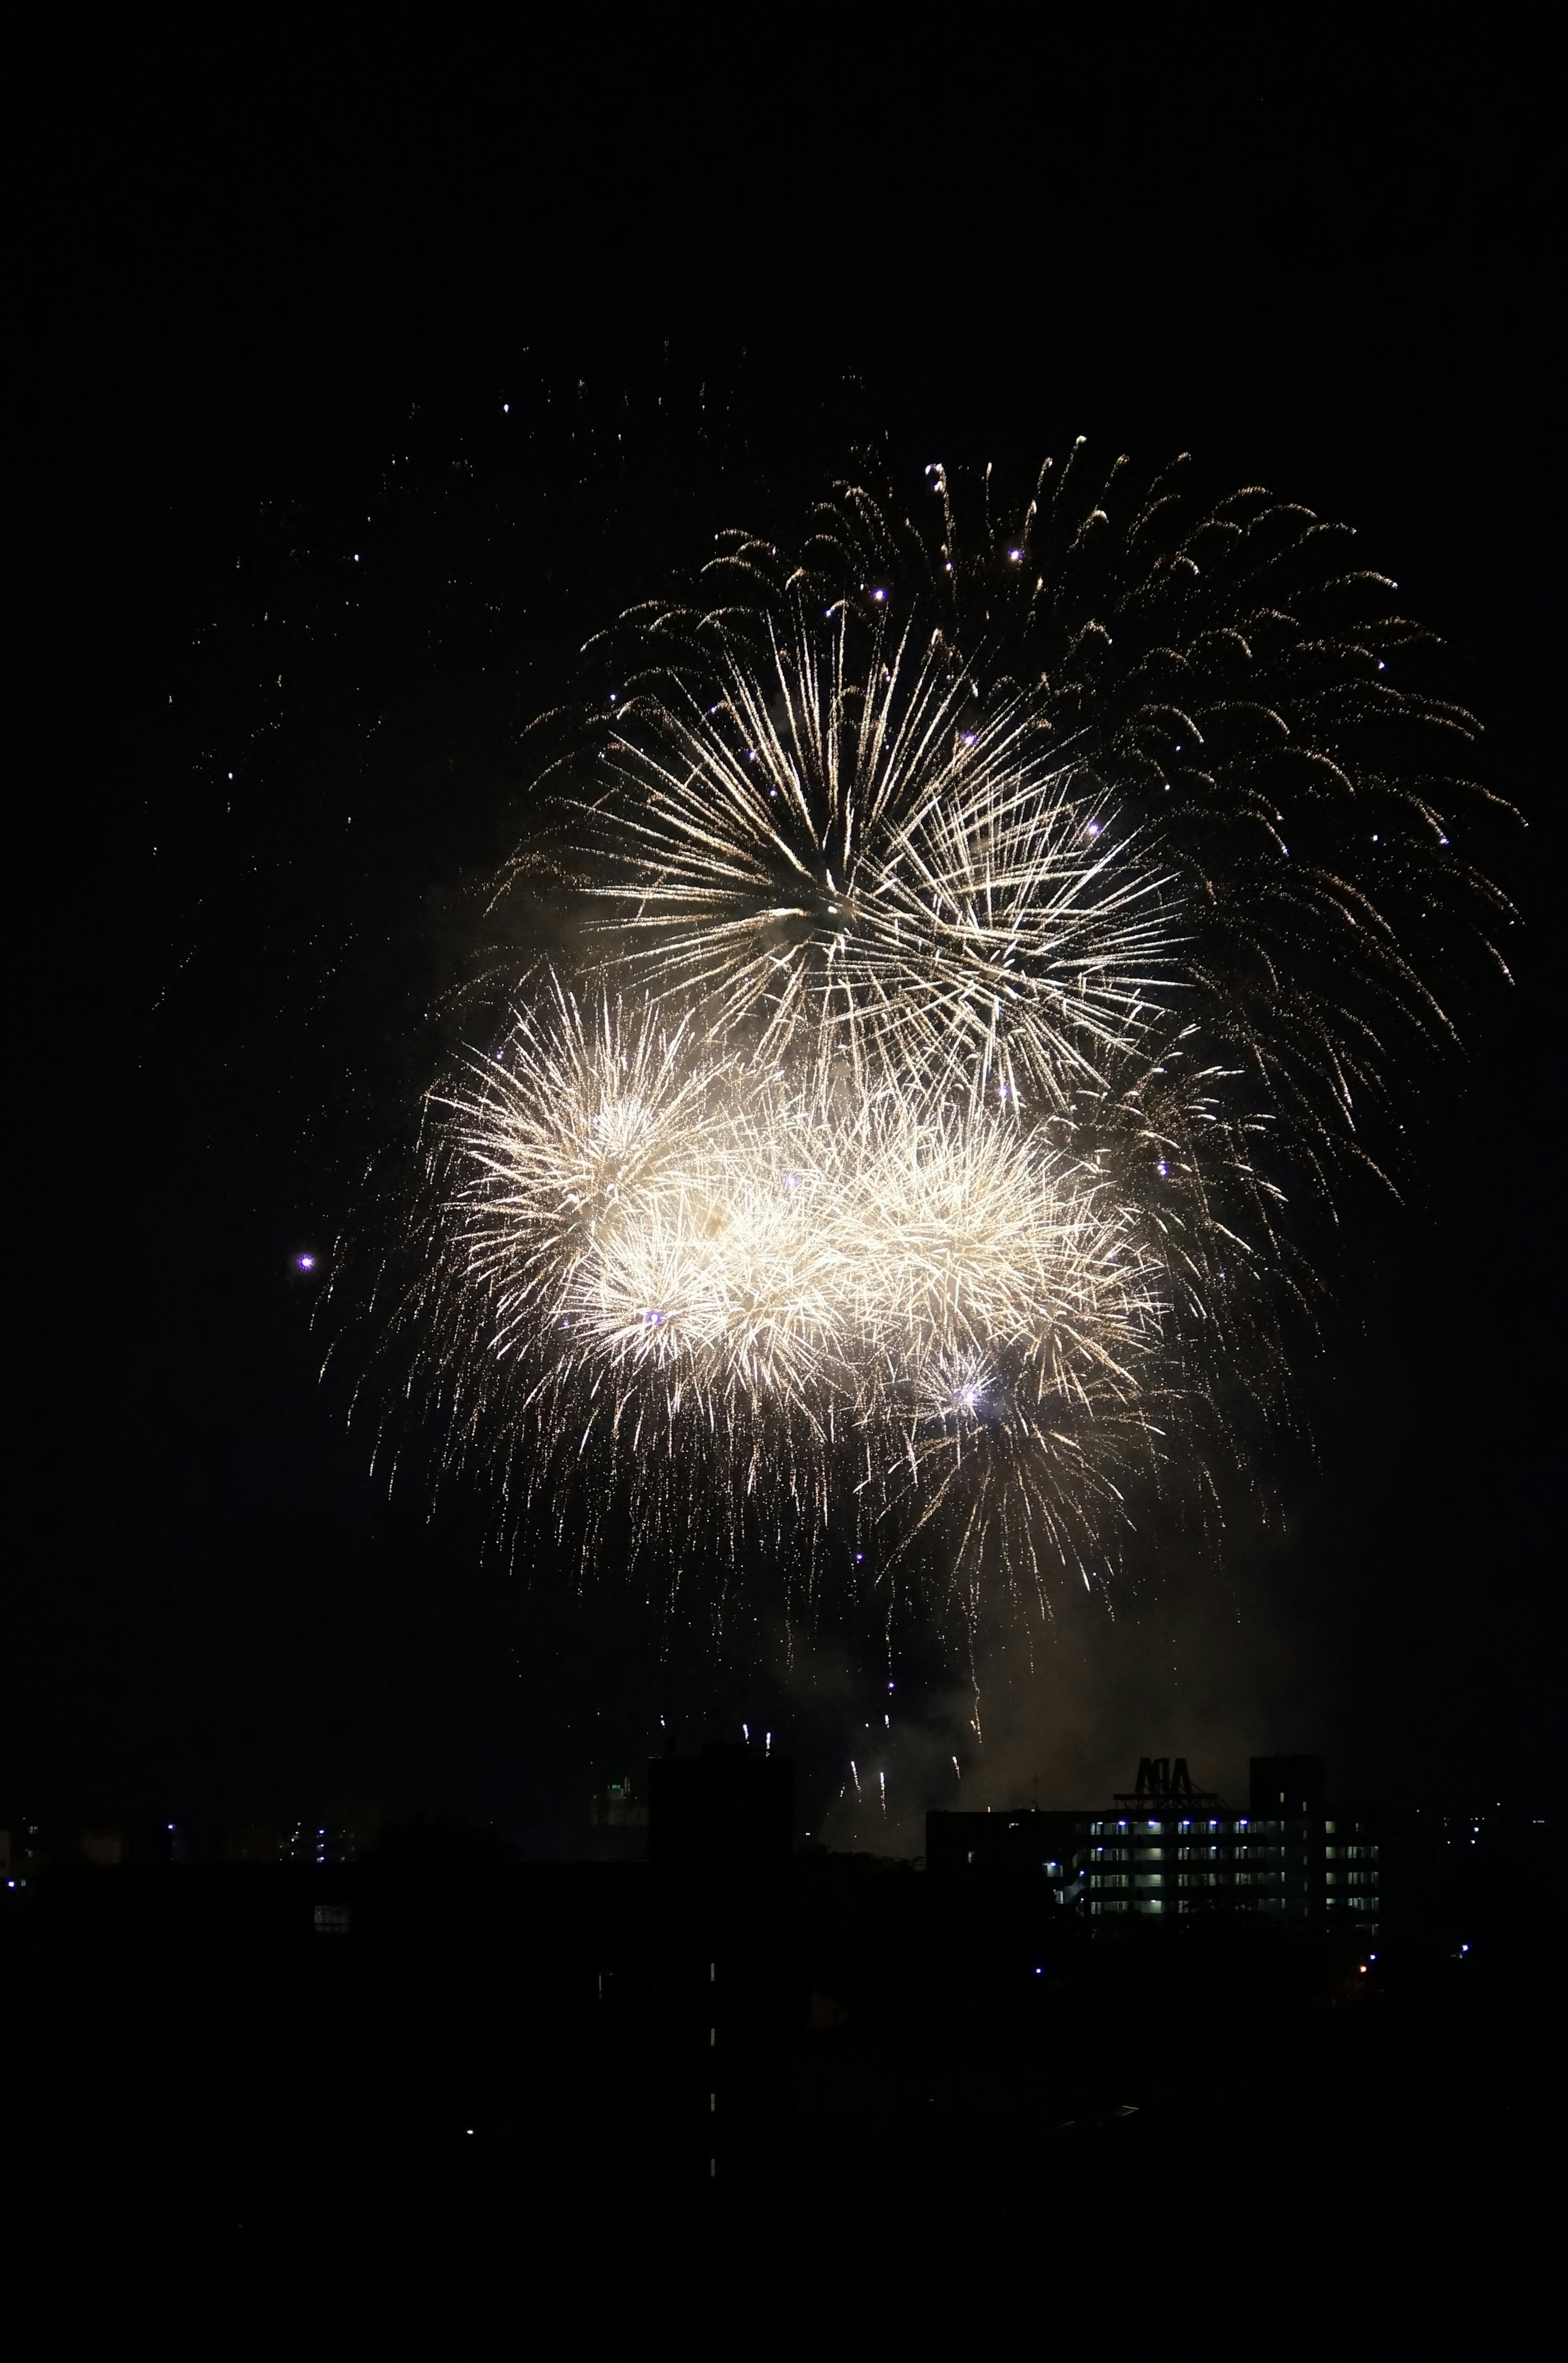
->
646;1743;797;2184
929;1756;1381;1926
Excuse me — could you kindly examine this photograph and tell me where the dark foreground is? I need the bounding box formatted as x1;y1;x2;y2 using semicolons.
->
2;1851;1559;2343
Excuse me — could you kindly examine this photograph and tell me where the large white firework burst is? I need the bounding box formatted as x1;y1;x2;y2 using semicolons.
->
375;444;1508;1638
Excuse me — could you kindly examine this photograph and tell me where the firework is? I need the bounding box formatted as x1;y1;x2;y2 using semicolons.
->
403;981;1165;1609
577;605;1176;1102
372;446;1506;1636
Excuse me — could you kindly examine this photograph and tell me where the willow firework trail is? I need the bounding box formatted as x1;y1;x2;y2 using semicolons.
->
372;444;1508;1635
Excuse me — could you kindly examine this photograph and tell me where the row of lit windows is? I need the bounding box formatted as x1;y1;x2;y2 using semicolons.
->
1092;1899;1380;1920
1088;1897;1375;1919
1092;1891;1378;1909
1092;1844;1332;1866
1088;1819;1375;1841
1091;1819;1244;1837
1089;1869;1330;1889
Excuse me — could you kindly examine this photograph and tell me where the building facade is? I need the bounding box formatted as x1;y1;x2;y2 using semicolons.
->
929;1757;1381;1926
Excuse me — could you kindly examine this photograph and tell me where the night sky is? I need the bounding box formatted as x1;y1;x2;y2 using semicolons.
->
11;17;1560;1851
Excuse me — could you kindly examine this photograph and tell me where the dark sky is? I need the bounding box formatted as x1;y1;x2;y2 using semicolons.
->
10;13;1561;1848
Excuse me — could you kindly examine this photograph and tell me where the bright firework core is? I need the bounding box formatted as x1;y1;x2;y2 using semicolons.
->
446;990;1158;1424
388;448;1506;1633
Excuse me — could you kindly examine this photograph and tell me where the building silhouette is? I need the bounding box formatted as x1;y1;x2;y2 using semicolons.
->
646;1741;797;2181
